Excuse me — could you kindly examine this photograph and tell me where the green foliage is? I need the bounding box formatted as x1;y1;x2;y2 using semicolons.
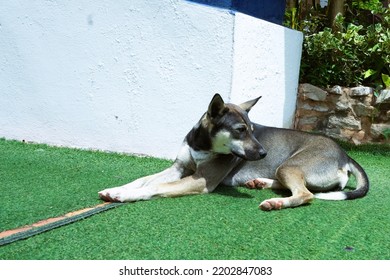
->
382;73;390;88
352;0;384;13
286;1;390;88
382;128;390;139
284;4;328;34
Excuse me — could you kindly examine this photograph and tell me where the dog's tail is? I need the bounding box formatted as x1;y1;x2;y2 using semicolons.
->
315;157;369;201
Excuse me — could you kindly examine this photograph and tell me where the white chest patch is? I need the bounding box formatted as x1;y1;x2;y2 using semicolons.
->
190;147;213;164
176;143;192;164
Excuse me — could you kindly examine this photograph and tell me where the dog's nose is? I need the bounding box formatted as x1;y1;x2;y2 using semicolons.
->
259;150;267;159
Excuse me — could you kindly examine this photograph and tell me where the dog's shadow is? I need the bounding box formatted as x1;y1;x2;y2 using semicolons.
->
215;184;356;199
213;185;290;199
214;185;253;198
214;185;297;199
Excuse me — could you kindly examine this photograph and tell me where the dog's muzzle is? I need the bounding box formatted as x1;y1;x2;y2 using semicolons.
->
246;137;267;161
249;147;267;161
233;142;267;161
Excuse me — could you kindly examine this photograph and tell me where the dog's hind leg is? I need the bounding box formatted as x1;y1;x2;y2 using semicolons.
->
259;166;314;211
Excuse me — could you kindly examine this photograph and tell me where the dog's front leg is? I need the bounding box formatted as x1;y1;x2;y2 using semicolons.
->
154;175;208;198
98;162;189;202
99;155;238;202
98;174;207;202
153;156;239;199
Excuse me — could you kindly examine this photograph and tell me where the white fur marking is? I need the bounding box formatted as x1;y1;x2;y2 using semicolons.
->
314;165;350;200
211;130;247;157
177;143;192;164
229;139;245;156
315;192;347;200
212;130;232;154
337;165;350;190
189;146;212;164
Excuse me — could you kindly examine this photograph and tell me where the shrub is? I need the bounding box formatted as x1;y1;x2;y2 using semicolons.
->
286;1;390;89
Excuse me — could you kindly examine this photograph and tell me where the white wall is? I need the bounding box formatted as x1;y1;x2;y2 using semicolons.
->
0;0;302;159
230;13;302;128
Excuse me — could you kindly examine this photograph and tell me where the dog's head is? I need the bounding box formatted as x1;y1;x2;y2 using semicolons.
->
205;94;267;161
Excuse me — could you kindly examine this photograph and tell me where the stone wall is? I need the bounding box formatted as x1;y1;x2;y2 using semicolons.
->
295;83;390;144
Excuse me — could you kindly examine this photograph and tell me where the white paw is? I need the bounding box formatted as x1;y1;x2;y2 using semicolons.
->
99;187;154;202
259;198;285;211
98;187;125;202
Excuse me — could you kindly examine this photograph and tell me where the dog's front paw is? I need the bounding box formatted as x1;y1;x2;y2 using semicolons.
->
98;188;125;202
259;198;284;211
98;187;154;202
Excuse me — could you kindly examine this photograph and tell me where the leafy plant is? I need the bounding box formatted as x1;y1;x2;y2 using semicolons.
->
382;128;390;140
286;1;390;88
382;73;390;89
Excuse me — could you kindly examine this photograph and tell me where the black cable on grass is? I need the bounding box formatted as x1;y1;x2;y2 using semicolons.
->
0;202;124;246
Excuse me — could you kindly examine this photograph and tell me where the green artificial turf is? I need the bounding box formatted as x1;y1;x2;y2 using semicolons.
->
0;138;389;260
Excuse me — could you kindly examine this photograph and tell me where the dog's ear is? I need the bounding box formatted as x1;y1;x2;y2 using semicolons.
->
208;93;227;119
239;96;262;112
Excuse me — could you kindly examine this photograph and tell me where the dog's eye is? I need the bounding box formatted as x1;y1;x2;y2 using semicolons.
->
235;126;247;133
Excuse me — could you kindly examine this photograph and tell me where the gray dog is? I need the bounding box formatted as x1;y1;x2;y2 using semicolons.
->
99;94;369;210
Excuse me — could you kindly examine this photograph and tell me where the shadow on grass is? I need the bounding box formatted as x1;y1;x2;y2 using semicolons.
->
213;185;254;198
335;139;390;155
215;182;357;200
214;184;293;199
212;185;291;198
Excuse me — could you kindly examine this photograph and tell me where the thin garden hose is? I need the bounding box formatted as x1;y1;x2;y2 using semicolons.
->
0;202;124;246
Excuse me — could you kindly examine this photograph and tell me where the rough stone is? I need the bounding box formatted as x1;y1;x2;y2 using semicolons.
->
340;129;355;139
351;130;366;145
354;130;365;141
300;83;327;101
334;92;351;111
299;116;318;126
329;85;343;95
362;94;373;106
350;86;373;96
371;123;390;139
299;124;317;131
300;103;330;112
375;89;390;104
353;103;375;117
335;100;350;111
328;115;361;130
295;83;390;144
324;128;342;139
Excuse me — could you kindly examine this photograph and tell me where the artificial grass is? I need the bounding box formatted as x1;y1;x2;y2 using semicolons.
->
0;138;389;260
0;138;171;231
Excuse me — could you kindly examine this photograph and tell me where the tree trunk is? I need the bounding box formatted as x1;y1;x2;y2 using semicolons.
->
328;0;345;29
